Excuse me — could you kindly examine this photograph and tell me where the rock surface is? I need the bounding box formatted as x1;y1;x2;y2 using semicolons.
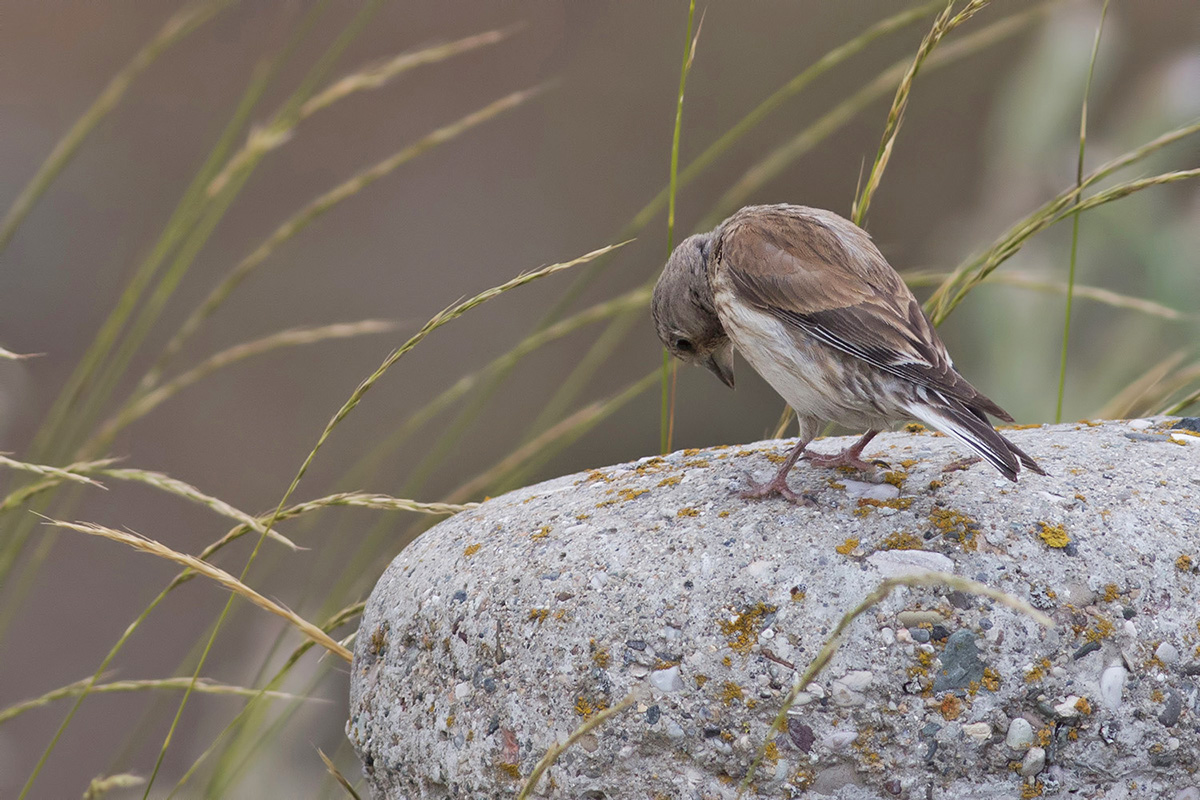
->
348;418;1200;799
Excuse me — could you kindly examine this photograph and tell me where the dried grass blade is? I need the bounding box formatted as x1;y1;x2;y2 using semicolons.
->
40;518;350;662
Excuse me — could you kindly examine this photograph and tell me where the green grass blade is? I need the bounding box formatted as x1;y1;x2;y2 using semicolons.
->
0;0;238;257
139;85;545;396
661;1;699;455
1057;0;1110;423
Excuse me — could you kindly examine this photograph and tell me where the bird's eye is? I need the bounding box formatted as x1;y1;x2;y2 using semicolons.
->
674;338;693;353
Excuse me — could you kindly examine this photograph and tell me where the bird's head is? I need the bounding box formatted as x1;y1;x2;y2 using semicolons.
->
651;232;735;389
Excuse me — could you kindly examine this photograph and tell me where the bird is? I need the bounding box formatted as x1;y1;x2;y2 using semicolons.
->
651;203;1044;502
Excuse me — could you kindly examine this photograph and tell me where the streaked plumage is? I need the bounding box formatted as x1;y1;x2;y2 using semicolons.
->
652;203;1044;501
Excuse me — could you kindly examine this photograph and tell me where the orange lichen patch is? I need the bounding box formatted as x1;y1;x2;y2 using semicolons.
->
879;531;924;551
528;608;549;624
695;674;709;688
530;526;551;541
982;667;1001;692
1177;554;1195;572
1075;697;1092;715
854;497;914;517
585;470;614;483
899;459;919;469
684;459;710;468
1151;688;1165;703
575;513;590;521
927;479;944;490
939;694;963;721
882;471;907;488
719;681;744;706
1002;423;1042;430
929;507;979;550
718;510;731;518
835;537;860;555
904;423;927;433
463;543;482;557
763;452;787;464
1021;781;1044;798
590;640;610;668
1067;728;1078;741
683;448;702;456
718;602;777;655
1084;617;1115;643
677;507;700;518
1103;584;1121;602
1074;493;1087;502
657;475;683;487
764;740;779;765
1025;658;1052;683
1076;419;1102;427
574;696;608;719
1037;522;1070;548
1036;727;1052;747
596;487;649;508
634;457;670;476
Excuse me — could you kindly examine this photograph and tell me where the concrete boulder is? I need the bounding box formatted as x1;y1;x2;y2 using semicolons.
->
348;418;1200;799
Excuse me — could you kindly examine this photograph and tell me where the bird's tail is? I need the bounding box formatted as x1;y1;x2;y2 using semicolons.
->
906;389;1045;482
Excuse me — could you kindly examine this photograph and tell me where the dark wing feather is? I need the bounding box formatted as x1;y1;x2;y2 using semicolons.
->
716;205;1012;421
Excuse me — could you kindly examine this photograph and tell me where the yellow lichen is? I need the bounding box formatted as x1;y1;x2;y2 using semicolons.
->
1177;554;1194;572
1037;522;1070;548
683;448;701;456
463;543;482;557
1085;617;1115;643
927;479;944;490
528;608;549;624
879;531;924;551
982;667;1001;692
929;507;979;550
695;674;709;688
719;681;744;706
1022;780;1045;798
718;603;777;655
939;694;962;721
854;497;914;517
718;510;730;518
684;459;710;468
790;587;806;602
1103;584;1121;602
882;471;907;488
1036;727;1052;747
835;537;859;555
530;526;551;541
904;423;927;433
575;513;590;521
764;740;779;764
657;475;683;487
677;507;700;517
498;763;521;780
1075;696;1092;715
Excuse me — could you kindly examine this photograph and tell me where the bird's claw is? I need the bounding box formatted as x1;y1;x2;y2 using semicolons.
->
803;449;876;473
740;473;815;505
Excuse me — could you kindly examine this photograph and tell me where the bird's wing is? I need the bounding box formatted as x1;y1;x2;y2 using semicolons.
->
716;206;1011;419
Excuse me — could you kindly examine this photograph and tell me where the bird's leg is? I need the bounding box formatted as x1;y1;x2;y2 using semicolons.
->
804;429;879;472
741;436;811;503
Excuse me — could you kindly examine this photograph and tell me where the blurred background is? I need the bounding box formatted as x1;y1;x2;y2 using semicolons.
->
0;1;1197;797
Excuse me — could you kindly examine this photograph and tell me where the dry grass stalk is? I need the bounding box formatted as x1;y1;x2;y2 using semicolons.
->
41;517;351;662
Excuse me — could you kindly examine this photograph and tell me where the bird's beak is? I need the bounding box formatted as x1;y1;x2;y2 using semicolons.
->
703;342;735;389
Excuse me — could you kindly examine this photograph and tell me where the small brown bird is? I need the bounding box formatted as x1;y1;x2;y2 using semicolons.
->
652;204;1044;502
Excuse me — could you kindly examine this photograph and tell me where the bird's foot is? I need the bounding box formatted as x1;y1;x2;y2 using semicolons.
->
740;473;815;505
803;448;877;473
942;456;982;473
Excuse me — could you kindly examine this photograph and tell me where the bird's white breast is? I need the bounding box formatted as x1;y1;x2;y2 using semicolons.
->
712;273;896;429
